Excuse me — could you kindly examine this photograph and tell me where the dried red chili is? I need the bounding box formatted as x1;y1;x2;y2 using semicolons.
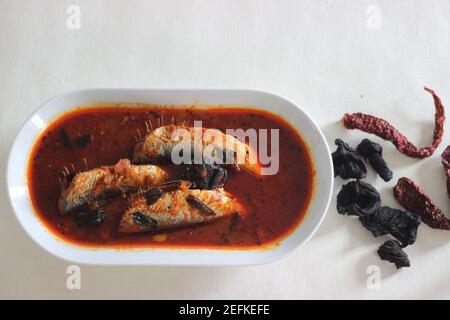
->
441;145;450;199
393;177;450;230
343;87;445;159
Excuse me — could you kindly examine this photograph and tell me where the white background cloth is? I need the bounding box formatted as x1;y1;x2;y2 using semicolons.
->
0;0;449;299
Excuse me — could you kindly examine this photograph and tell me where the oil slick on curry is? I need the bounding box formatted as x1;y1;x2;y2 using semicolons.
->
28;104;314;249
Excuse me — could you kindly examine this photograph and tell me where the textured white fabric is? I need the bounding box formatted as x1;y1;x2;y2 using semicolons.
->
0;0;449;299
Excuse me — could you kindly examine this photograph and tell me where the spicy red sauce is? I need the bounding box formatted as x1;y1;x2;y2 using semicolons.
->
28;105;314;248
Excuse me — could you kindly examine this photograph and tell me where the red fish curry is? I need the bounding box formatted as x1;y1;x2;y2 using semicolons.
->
28;105;314;248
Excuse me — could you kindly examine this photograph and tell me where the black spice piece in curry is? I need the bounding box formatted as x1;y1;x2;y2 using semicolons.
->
183;163;228;189
359;206;420;247
337;180;381;216
143;180;190;205
74;134;93;149
65;171;76;184
144;188;164;205
186;194;217;216
59;128;73;150
73;207;105;227
343;87;445;159
377;240;410;269
332;139;367;180
357;138;393;181
132;212;158;229
159;180;187;192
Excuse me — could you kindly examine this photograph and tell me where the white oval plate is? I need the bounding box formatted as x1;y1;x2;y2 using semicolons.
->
7;88;333;265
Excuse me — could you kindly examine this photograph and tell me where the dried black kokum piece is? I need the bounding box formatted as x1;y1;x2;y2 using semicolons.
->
73;207;105;226
74;134;93;149
377;240;410;269
59;128;73;150
359;206;420;247
332;139;367;179
144;188;165;205
186;194;217;216
337;180;381;216
132;212;158;229
357;138;393;182
183;162;228;189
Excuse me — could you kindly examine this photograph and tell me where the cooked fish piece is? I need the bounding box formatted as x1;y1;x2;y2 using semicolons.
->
132;124;261;175
118;187;245;233
58;159;168;215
